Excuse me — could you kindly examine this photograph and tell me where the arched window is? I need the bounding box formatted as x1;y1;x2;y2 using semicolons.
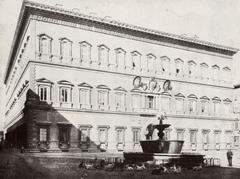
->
188;60;197;76
131;51;141;70
38;34;52;55
114;87;127;111
200;96;210;115
223;98;232;114
80;41;92;62
115;48;126;69
98;44;109;65
188;94;198;114
175;93;185;114
147;53;156;72
161;56;170;74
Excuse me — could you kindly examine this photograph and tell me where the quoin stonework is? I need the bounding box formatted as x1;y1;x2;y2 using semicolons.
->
3;1;240;155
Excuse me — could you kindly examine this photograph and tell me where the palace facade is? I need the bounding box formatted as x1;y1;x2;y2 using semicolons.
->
3;1;240;154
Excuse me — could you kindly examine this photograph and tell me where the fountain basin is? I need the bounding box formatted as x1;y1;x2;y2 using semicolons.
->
140;140;184;154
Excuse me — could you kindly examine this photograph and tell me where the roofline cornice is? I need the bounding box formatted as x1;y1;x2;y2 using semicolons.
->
24;0;239;53
4;0;239;84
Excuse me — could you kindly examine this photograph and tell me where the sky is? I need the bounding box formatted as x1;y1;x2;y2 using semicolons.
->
0;0;240;130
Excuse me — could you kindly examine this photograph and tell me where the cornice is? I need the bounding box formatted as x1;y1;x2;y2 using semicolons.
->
24;0;239;53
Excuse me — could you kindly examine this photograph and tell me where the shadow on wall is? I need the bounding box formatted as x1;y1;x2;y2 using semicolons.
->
5;89;102;152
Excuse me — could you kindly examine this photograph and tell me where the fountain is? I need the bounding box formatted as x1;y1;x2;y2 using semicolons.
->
124;113;184;164
140;115;184;154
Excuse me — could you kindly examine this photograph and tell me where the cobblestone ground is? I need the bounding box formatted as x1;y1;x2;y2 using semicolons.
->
1;150;240;179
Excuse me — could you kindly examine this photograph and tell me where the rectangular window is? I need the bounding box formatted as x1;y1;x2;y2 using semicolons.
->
202;131;209;144
164;130;170;140
39;86;48;101
176;130;184;140
80;128;89;142
234;136;239;146
99;128;107;143
225;132;232;144
190;131;197;144
215;132;221;144
60;88;69;102
132;128;140;143
39;127;48;142
59;125;70;143
116;129;124;143
146;96;154;109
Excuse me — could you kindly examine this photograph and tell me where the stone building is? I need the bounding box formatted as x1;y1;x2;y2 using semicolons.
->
3;1;240;154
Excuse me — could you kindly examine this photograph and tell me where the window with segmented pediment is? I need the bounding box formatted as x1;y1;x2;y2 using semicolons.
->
58;80;74;103
223;67;231;82
223;98;232;114
98;44;109;65
212;65;220;80
114;87;126;110
175;93;185;114
200;63;209;79
59;38;72;58
200;96;210;114
212;97;221;115
115;48;126;69
161;56;170;73
188;60;197;76
175;58;184;75
131;51;141;70
36;78;54;102
80;41;91;62
188;94;197;114
147;53;156;71
38;34;52;55
97;85;110;108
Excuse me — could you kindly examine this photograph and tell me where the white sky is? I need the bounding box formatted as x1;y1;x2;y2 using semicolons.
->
0;0;240;130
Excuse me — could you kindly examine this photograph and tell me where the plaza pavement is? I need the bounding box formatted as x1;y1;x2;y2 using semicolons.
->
27;149;240;168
